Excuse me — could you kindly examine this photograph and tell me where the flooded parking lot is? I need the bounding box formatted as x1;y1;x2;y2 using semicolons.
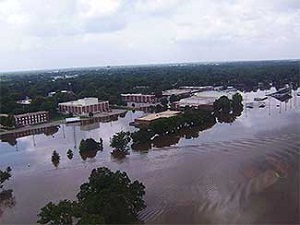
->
0;89;299;224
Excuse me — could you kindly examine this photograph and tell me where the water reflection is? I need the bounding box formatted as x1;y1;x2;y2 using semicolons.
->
79;150;98;160
67;149;73;160
0;125;60;146
132;123;216;151
152;134;181;148
132;119;217;151
0;189;16;218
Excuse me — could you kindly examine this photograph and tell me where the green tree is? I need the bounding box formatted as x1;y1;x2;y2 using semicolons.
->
160;97;168;106
37;200;77;225
79;138;103;153
0;115;15;128
110;131;131;153
79;138;103;160
213;96;231;113
232;93;243;104
169;94;179;103
37;167;146;225
0;167;12;189
51;151;60;168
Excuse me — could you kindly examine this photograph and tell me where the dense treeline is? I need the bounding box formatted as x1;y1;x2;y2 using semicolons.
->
131;109;217;147
0;60;299;115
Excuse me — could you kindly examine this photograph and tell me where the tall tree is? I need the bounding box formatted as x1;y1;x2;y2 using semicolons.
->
110;131;131;153
37;167;146;225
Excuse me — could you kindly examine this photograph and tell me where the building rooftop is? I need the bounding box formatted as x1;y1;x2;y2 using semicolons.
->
121;93;155;97
16;99;32;105
14;111;48;118
58;98;107;106
135;110;181;122
178;96;216;106
176;90;238;107
194;90;234;99
162;89;191;96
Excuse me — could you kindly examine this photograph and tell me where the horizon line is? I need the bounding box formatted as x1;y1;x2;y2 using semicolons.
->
1;58;299;74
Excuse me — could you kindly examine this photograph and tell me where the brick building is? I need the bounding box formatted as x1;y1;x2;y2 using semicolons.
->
58;98;109;116
14;111;49;127
121;94;157;103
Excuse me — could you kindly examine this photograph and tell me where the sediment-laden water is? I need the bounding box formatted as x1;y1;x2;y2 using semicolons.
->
0;89;299;224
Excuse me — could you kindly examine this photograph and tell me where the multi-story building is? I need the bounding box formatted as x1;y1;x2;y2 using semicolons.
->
14;111;49;127
58;98;110;116
121;94;157;103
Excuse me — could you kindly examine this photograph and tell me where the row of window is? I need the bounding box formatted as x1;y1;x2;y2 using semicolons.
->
17;116;47;121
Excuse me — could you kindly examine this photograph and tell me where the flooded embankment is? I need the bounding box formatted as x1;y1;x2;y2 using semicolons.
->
0;89;299;224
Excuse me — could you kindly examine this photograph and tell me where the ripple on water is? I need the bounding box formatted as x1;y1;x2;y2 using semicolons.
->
138;133;299;224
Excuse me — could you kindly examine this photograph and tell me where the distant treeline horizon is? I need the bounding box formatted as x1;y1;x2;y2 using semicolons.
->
0;59;299;75
0;60;299;115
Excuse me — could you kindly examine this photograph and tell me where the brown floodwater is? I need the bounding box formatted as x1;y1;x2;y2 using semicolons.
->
0;89;299;224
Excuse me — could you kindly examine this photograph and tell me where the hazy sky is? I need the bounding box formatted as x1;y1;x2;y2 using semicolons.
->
0;0;299;71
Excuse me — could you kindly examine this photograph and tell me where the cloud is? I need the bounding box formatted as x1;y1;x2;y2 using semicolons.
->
0;0;299;71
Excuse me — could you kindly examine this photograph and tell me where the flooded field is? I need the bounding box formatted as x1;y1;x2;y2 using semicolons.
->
0;89;299;224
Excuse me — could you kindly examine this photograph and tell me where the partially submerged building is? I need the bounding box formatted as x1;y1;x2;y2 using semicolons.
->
121;93;157;104
174;96;216;110
14;111;49;127
173;91;235;110
134;110;181;126
58;98;109;116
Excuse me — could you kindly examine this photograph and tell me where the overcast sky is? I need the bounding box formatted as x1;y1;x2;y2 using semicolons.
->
0;0;299;71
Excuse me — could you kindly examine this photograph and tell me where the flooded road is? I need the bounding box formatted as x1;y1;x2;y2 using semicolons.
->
0;89;299;224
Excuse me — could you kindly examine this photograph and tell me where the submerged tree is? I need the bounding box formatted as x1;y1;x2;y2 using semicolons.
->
110;131;131;158
213;93;243;123
0;166;14;217
79;138;103;153
66;149;73;160
0;189;16;217
51;151;60;168
38;167;146;225
79;138;103;160
0;167;12;189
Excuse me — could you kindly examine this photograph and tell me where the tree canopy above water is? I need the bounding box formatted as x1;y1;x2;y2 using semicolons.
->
37;167;146;225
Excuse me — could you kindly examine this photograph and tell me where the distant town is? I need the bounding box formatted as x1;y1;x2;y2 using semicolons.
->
0;60;298;133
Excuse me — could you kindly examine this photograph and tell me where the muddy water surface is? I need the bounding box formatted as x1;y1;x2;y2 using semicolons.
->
0;89;299;224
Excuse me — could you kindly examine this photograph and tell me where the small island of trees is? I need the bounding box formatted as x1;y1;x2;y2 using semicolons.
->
79;138;103;160
110;131;131;158
213;93;243;123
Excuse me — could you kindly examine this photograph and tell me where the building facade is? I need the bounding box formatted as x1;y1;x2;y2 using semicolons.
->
58;98;110;116
121;94;157;103
14;111;49;127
